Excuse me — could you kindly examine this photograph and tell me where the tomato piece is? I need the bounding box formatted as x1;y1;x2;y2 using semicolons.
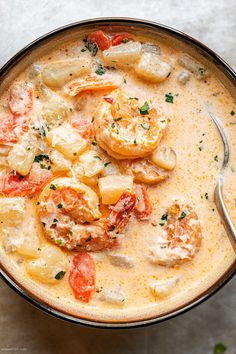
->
87;30;111;51
108;191;136;233
68;253;95;302
9;82;33;116
104;97;113;104
134;184;152;221
111;32;134;46
70;116;94;140
1;163;52;197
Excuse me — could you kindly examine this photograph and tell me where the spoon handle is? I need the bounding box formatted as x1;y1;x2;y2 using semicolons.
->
214;175;236;252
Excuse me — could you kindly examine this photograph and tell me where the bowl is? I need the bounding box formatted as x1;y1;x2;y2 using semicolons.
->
0;17;235;328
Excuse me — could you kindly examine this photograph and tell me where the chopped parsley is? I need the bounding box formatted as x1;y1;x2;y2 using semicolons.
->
161;213;168;221
84;40;98;56
114;117;122;121
230;110;235;116
159;222;165;226
205;192;209;200
111;122;115;129
198;67;205;76
40;163;50;170
34;154;51;163
92;141;97;146
214;155;219;162
55;271;66;280
56;239;64;245
214;343;227;354
179;211;187;219
95;63;106;75
133;138;137;144
86;235;92;242
104;162;111;167
123;78;127;84
141;122;150;130
69;230;73;236
129;97;139;100
53;218;58;223
57;203;63;209
94;155;102;160
165;93;174;103
199;146;203;151
49;184;56;190
139;101;150;115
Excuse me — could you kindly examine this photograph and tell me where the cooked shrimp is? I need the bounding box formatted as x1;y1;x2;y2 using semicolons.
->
121;158;168;184
9;81;33;116
94;90;166;159
134;184;152;221
37;177;136;252
64;74;119;96
149;203;202;266
0;163;52;197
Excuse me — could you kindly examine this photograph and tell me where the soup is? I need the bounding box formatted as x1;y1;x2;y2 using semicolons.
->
0;27;235;323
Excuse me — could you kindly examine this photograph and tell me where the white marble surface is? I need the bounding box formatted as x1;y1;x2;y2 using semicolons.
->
0;0;235;353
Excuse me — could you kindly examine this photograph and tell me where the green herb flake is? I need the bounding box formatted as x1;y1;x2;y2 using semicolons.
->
123;78;127;84
165;93;174;103
141;122;150;130
69;230;73;236
230;110;235;116
129;97;139;100
104;162;111;167
114;117;122;121
133;138;137;145
179;211;187;220
139;101;150;115
94;155;102;160
205;192;209;200
49;184;56;191
53;218;58;223
160;120;166;123
84;41;98;56
57;203;63;209
159;222;165;226
111;122;115;129
55;271;66;280
81;48;86;52
214;155;219;162
161;213;168;221
198;67;205;76
34;154;51;163
214;343;227;354
91;141;97;146
95;63;106;75
199;146;203;151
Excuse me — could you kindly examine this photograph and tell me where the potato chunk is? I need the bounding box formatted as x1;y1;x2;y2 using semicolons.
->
25;246;68;283
46;124;88;160
0;197;25;225
41;58;91;88
103;42;141;67
41;96;72;126
99;287;126;304
78;150;104;177
151;146;177;171
98;175;133;204
2;218;40;258
150;277;180;298
135;52;171;83
50;150;71;173
7;133;38;176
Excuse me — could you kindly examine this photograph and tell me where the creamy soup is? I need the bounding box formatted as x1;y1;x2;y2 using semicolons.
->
0;27;235;323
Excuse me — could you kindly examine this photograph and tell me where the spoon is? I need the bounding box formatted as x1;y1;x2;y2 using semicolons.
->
210;112;236;252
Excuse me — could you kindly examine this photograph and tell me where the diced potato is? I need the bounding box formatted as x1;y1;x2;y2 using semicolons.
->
103;42;141;67
177;70;191;85
98;175;133;204
151;146;177;171
7;133;38;176
79;150;104;177
135;52;171;83
2;218;40;258
25;245;68;284
41;58;91;88
108;253;135;268
41;96;72;126
99;287;126;304
71;162;98;186
50;150;71;172
150;277;180;298
178;54;209;80
0;197;25;225
101;160;121;177
141;43;161;55
46;124;88;160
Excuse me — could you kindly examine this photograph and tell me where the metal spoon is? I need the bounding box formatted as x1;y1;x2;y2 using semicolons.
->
210;112;236;252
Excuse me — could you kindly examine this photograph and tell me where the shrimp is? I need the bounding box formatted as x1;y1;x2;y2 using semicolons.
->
94;90;166;159
64;74;119;96
0;82;33;144
70;115;94;141
0;163;52;197
149;203;202;266
37;177;136;252
121;158;168;185
134;184;152;221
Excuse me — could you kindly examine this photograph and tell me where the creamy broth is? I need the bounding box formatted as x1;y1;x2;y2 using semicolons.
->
0;27;235;323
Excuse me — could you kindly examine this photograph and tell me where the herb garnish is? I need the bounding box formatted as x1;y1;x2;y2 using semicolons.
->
84;40;98;56
114;117;122;121
55;271;66;280
214;155;219;162
104;162;111;167
95;63;106;75
133;138;137;144
57;203;63;209
205;192;209;200
230;110;235;116
34;154;51;163
111;122;115;129
165;93;174;103
139;101;150;115
50;184;56;190
179;211;187;219
141;122;150;130
161;213;168;221
94;155;102;160
214;343;227;353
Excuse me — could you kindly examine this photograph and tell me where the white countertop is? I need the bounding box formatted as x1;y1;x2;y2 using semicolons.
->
0;0;235;353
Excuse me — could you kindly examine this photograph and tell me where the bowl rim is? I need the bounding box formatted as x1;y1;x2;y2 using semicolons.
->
0;16;235;329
